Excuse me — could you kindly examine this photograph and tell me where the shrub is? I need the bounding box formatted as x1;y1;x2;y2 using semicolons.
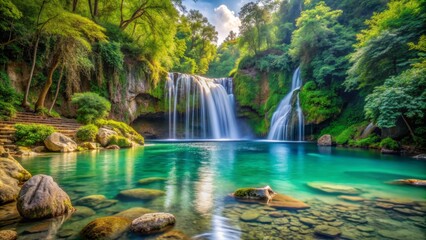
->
76;124;99;142
349;134;380;149
15;124;55;146
0;101;17;120
335;125;357;145
380;137;399;150
71;92;111;124
95;119;144;145
108;135;132;148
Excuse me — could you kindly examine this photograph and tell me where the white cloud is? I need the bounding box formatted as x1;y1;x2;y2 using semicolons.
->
213;5;241;44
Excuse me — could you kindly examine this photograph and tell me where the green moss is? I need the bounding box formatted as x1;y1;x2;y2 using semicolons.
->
77;124;99;142
234;188;257;198
95;119;144;145
380;137;399;150
15;124;56;146
349;134;381;149
108;135;132;148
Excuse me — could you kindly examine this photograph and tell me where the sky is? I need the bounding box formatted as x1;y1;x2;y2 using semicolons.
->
182;0;253;44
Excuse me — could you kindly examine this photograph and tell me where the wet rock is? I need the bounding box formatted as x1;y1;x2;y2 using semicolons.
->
24;222;50;233
390;179;426;187
307;182;361;195
232;186;276;202
356;226;374;232
97;128;118;147
317;134;333;146
57;228;75;238
393;207;423;216
17;174;74;219
328;221;344;227
240;211;260;222
375;202;394;209
156;230;189;240
106;145;120;150
32;146;46;153
74;195;116;209
258;216;273;223
378;229;420;240
73;206;96;218
131;213;176;234
44;132;77;152
0;230;17;240
268;194;310;209
299;217;317;226
314;225;341;238
0;157;32;205
273;218;289;225
114;207;154;220
80;142;97;150
138;177;167;185
338;195;366;202
412;154;426;159
269;212;285;218
81;216;131;240
117;188;165;200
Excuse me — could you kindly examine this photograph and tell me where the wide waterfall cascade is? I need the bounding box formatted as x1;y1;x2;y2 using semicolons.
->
267;67;305;141
166;73;240;139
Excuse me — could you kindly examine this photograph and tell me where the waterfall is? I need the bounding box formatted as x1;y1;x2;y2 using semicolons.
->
166;73;240;139
267;67;305;141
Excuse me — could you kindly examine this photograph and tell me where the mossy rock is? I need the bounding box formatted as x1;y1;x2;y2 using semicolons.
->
80;216;131;240
117;188;165;200
233;188;269;200
138;177;167;185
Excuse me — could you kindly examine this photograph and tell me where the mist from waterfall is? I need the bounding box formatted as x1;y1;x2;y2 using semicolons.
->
166;73;240;139
267;67;305;141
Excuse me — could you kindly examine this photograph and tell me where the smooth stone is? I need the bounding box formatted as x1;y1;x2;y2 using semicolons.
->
117;188;165;200
138;177;167;185
393;207;423;216
257;216;273;223
74;195;106;208
24;222;50;233
269;212;285;218
268;194;309;209
328;221;344;227
156;230;190;240
314;225;341;238
307;182;361;195
73;206;96;218
299;217;317;226
131;213;176;234
0;157;32;205
44;132;77;152
57;228;75;238
356;226;375;232
80;216;131;240
338;195;366;202
0;230;17;240
273;218;289;225
17;174;74;219
317;134;333;146
114;207;154;220
375;202;394;209
93;199;118;210
240;211;260;222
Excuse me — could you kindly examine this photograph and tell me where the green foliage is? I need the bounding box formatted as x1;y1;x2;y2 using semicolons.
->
0;70;20;119
98;41;124;70
15;124;55;146
349;134;380;149
364;67;426;128
335;125;358;145
207;39;240;77
71;92;111;124
0;101;16;120
299;81;342;124
76;124;99;142
95;119;144;145
380;137;399;150
108;135;132;148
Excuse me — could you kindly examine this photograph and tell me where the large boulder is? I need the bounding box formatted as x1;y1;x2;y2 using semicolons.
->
131;213;176;234
44;132;77;152
0;157;32;205
80;216;131;240
117;188;165;200
317;134;333;146
97;128;118;147
17;174;74;219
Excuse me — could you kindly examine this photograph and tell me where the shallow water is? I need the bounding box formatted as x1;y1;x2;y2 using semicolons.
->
5;142;426;239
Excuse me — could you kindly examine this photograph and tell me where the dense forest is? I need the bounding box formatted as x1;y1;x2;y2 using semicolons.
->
0;0;425;149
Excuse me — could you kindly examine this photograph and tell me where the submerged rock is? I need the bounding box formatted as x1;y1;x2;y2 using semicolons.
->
240;210;260;222
0;157;32;205
314;225;341;238
389;179;426;187
74;195;117;209
0;230;17;240
232;186;276;202
317;134;333;146
131;213;176;234
80;216;131;240
338;195;367;202
73;206;96;218
156;230;189;240
268;194;310;209
44;132;78;152
138;177;167;185
114;207;154;220
17;174;74;219
307;182;361;195
117;188;165;200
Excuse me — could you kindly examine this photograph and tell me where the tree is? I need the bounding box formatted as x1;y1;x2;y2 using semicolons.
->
71;92;111;124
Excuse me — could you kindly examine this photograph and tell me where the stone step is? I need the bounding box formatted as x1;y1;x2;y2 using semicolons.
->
0;139;13;144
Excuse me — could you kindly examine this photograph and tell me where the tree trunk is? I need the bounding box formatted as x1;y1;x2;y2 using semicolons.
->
49;64;65;113
35;52;61;112
401;114;415;140
22;35;40;108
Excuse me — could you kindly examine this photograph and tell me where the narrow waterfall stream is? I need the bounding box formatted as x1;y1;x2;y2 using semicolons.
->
268;67;305;141
166;73;240;139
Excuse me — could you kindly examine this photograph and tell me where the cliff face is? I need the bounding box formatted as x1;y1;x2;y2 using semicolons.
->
6;61;165;124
